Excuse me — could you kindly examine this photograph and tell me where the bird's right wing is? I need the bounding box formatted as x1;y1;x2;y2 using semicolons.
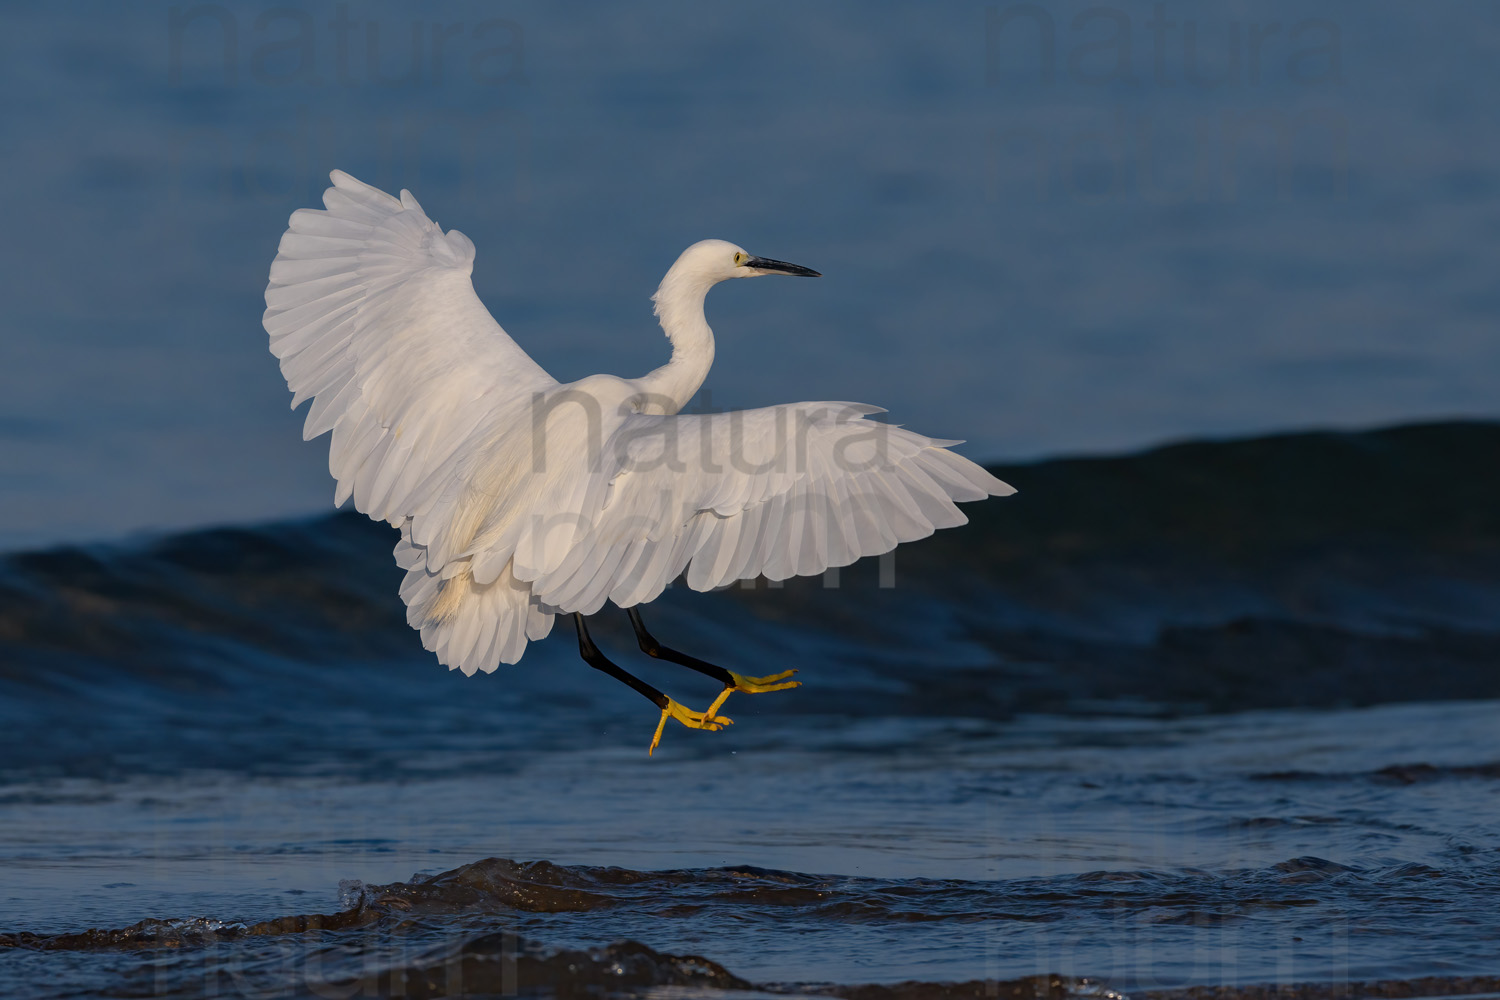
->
514;402;1015;614
264;170;556;531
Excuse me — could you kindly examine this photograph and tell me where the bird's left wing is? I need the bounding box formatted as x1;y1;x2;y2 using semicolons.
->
514;402;1014;613
264;170;557;530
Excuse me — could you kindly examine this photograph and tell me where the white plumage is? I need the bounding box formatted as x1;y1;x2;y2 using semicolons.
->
265;170;1014;676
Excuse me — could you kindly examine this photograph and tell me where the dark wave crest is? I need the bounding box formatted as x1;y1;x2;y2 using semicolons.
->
8;855;1500;999
2;420;1499;778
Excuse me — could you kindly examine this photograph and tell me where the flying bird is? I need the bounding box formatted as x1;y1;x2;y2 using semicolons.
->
264;170;1014;752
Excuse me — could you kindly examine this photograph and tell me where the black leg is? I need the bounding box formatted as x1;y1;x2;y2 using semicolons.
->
627;607;735;686
574;613;669;709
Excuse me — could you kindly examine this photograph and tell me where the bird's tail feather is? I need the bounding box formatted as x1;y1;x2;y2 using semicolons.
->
397;533;555;674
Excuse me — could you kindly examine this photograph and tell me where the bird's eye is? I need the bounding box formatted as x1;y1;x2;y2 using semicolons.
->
733;252;745;265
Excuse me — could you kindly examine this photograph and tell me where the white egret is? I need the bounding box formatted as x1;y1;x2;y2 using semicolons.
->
264;170;1014;752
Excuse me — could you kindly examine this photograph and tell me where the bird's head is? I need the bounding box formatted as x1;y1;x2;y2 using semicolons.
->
668;239;821;285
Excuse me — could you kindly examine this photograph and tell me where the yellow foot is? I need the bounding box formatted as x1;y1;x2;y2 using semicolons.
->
649;698;733;755
703;669;800;722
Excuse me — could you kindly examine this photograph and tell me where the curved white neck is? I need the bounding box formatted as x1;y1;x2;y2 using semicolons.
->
635;268;717;415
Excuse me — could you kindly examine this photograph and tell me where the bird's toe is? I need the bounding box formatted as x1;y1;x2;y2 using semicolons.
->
649;698;736;755
731;668;801;693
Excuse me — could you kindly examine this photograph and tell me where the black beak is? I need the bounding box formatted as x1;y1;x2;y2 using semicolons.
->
745;255;821;277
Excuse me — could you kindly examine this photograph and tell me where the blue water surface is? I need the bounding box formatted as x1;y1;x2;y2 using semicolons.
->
1;2;1498;548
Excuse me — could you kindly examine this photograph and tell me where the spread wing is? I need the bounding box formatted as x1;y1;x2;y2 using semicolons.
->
514;402;1015;614
264;170;556;533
